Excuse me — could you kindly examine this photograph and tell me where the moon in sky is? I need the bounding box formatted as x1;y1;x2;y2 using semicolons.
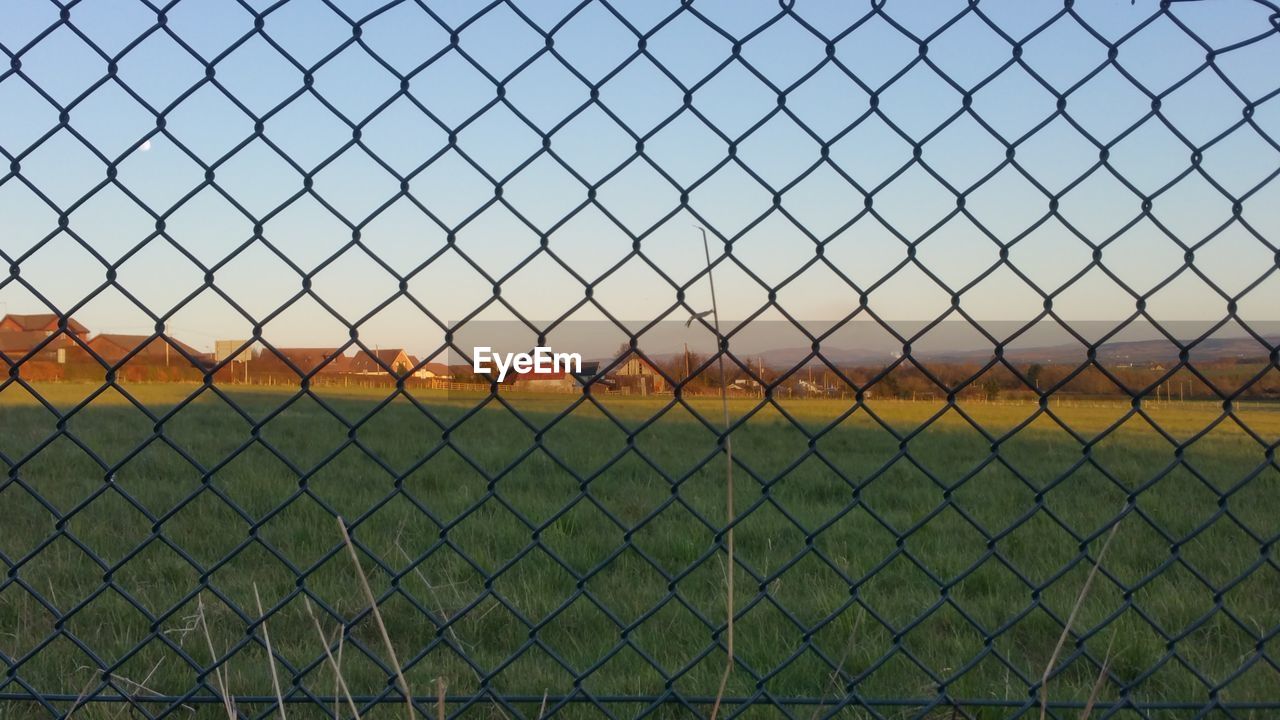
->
139;139;153;152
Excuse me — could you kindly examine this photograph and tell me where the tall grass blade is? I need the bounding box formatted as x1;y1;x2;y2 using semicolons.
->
436;676;446;720
304;596;361;720
337;515;416;720
697;226;735;720
1080;630;1118;719
811;606;865;720
254;584;288;720
197;593;236;720
1039;517;1122;720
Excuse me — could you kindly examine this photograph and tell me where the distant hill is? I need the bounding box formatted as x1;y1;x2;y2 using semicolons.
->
926;335;1278;365
709;335;1279;370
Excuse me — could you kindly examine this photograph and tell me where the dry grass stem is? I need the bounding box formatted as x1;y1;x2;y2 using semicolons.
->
303;596;361;720
698;226;735;720
1039;518;1122;720
337;515;415;720
811;607;866;720
253;584;288;720
436;677;447;720
394;543;512;720
75;660;187;719
333;624;345;720
1080;630;1118;719
197;594;236;720
113;658;169;720
393;522;470;655
64;666;100;720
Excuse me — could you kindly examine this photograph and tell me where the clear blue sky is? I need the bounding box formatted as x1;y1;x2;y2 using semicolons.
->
1;0;1277;357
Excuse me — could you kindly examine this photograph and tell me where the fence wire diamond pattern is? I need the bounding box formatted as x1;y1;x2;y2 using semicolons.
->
2;0;1279;718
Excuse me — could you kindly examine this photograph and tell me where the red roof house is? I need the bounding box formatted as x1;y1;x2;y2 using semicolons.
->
349;348;414;377
0;331;75;362
258;348;351;374
0;313;90;339
414;361;451;379
86;334;205;366
0;313;89;363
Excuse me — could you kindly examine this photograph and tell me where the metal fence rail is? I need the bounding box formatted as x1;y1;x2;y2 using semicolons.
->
2;0;1279;717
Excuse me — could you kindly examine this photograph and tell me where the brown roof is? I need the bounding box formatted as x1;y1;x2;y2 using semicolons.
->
349;349;412;374
400;358;452;376
89;334;203;361
0;331;73;355
264;348;350;373
612;350;663;375
1;313;90;335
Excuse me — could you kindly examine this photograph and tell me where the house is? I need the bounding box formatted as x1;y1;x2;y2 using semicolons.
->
610;351;667;394
86;334;206;366
0;313;90;341
569;361;614;391
508;369;579;392
0;313;88;362
575;361;601;381
0;331;75;363
445;363;493;384
349;348;414;377
412;361;452;380
258;348;350;374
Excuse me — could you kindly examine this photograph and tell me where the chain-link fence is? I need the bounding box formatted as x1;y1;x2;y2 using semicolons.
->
2;0;1279;717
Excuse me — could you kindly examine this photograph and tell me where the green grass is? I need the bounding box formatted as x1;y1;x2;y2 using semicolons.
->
1;381;1278;718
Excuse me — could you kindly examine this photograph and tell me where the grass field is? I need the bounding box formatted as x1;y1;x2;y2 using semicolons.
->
1;381;1278;718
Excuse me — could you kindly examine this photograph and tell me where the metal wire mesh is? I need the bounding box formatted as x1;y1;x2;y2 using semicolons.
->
2;0;1279;717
